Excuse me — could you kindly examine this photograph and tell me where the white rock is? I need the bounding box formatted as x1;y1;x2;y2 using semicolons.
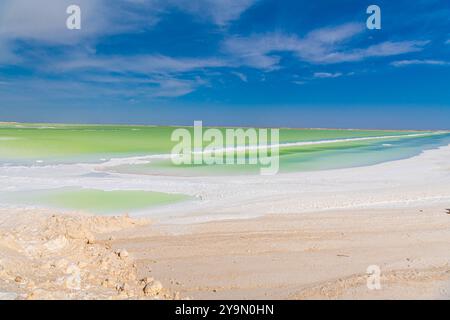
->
116;249;129;259
44;236;68;251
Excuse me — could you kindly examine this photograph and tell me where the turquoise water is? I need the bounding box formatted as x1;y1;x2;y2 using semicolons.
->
281;133;450;172
111;132;450;175
0;188;190;215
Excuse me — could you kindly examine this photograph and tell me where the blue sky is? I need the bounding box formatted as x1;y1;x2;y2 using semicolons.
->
0;0;449;129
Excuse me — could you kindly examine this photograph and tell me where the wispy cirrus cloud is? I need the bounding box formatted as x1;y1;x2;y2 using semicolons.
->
48;53;227;74
0;72;205;99
147;76;207;97
169;0;259;26
321;40;429;64
313;72;343;79
231;71;248;82
119;0;259;27
80;73;206;97
391;59;450;67
47;54;213;97
223;23;430;69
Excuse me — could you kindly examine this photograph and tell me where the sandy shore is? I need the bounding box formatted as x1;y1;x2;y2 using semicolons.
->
116;204;450;299
1;145;450;299
2;204;449;300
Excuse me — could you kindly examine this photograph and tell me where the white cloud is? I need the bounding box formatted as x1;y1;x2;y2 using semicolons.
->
31;53;222;97
117;0;259;27
149;77;205;97
315;40;430;64
23;48;219;97
359;41;429;58
0;73;203;99
231;71;248;82
49;54;227;74
223;23;429;69
169;0;258;26
222;33;292;70
222;23;363;69
391;59;450;67
313;72;343;78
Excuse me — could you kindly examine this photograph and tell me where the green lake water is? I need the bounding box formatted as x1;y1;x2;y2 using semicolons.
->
1;123;449;214
2;188;189;215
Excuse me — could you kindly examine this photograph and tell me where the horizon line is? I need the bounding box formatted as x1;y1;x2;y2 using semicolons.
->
0;121;448;132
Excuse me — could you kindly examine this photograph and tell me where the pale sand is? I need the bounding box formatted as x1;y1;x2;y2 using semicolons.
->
113;205;450;300
1;205;450;299
1;145;450;299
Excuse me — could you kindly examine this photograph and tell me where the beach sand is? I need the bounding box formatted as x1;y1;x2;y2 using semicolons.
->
1;145;450;299
2;204;450;300
119;205;450;300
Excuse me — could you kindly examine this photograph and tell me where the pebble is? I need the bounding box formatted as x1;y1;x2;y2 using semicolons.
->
143;280;163;296
116;249;129;259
